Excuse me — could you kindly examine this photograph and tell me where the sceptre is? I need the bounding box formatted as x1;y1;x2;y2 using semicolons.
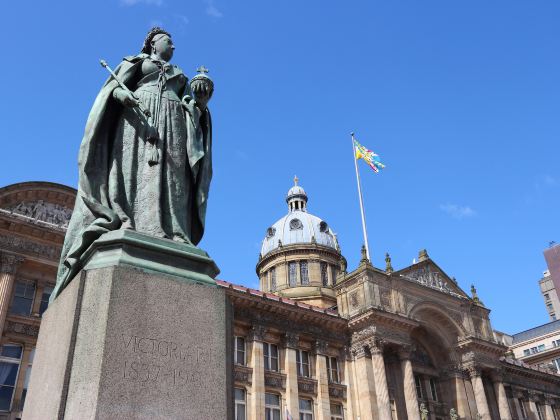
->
99;59;160;165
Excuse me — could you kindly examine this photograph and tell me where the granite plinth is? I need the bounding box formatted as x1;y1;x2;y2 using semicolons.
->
23;233;231;420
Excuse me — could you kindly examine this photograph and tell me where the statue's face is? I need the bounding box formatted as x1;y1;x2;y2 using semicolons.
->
152;35;175;62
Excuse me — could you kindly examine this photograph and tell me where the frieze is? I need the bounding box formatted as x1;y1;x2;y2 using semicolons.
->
0;233;61;260
400;266;464;299
6;321;39;337
6;201;72;228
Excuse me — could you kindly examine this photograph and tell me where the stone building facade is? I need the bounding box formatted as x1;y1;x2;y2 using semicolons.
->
0;180;559;420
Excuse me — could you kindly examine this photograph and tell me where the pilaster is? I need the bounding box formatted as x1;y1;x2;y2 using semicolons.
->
0;252;24;334
284;332;299;418
314;340;330;420
248;325;266;420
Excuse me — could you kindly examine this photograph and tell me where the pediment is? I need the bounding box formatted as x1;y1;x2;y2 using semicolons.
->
396;259;471;300
0;182;76;228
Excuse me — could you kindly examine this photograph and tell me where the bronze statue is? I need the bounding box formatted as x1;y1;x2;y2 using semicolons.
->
53;27;214;299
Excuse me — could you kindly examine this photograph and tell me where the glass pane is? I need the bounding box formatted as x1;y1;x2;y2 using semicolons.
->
265;393;279;406
234;388;245;401
271;345;278;358
273;409;280;420
1;345;22;359
0;386;14;411
236;403;246;420
14;282;27;296
299;398;312;410
331;404;342;414
0;362;19;386
11;296;33;316
271;357;278;372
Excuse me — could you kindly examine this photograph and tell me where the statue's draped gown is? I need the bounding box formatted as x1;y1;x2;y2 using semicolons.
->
52;55;212;300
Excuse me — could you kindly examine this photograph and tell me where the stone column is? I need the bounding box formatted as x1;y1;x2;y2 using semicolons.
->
399;347;420;420
544;398;555;420
370;339;392;420
315;340;331;420
468;366;491;420
491;372;512;420
342;347;357;420
0;253;24;333
447;369;470;419
527;393;539;420
284;332;299;418
249;325;266;420
511;390;525;420
352;343;377;420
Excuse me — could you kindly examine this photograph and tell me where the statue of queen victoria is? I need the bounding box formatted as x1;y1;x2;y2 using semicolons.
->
53;27;214;299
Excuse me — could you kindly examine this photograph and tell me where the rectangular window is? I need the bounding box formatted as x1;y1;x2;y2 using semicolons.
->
39;286;53;316
321;262;328;287
300;261;309;285
20;347;35;411
11;279;36;316
326;357;339;383
537;344;545;352
289;262;297;287
331;266;337;285
519;399;527;419
554;358;560;371
414;375;423;399
523;349;530;356
547;303;553;310
265;393;281;420
263;343;279;372
330;403;344;420
234;336;246;366
429;378;438;401
296;349;310;377
299;398;313;420
270;268;276;291
234;388;246;420
553;339;560;347
545;293;550;301
0;344;22;411
536;403;544;420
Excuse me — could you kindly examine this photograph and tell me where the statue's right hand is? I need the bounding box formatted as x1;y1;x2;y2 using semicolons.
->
113;88;140;108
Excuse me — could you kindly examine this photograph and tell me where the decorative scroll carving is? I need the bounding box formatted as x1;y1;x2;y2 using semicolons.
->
6;321;39;337
284;332;299;349
349;291;359;308
0;253;25;274
0;234;61;260
297;377;317;395
248;324;266;342
265;371;286;389
314;339;328;356
7;201;72;228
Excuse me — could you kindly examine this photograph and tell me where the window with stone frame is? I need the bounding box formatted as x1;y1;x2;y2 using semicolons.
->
414;375;423;399
263;343;279;372
326;356;340;383
39;286;53;316
289;262;297;287
270;267;277;291
331;266;337;285
321;262;328;287
330;403;344;420
0;344;23;411
300;261;309;285
11;279;36;316
20;347;35;411
299;398;313;420
296;349;310;377
234;336;246;366
265;392;281;420
429;378;438;401
234;388;246;420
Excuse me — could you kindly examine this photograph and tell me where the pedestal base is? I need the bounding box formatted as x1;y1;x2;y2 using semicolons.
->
23;233;231;420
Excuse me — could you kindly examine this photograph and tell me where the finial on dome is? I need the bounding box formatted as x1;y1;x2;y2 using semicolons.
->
294;175;299;186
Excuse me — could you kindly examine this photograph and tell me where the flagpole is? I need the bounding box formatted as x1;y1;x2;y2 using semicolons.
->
351;132;371;261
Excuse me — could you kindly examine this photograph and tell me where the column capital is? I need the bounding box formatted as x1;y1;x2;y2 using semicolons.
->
527;391;540;403
248;324;266;342
466;365;482;378
314;339;328;356
367;338;385;356
283;332;299;349
0;252;24;274
490;369;504;383
351;343;368;359
398;344;415;361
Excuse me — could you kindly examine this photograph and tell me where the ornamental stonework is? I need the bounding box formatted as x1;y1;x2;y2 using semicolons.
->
0;233;61;261
6;201;72;228
6;321;39;337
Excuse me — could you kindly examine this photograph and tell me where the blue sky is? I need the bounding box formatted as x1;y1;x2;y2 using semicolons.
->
2;0;559;334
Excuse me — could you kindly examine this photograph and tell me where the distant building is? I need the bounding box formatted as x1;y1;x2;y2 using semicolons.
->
1;179;560;420
541;244;560;321
509;320;560;373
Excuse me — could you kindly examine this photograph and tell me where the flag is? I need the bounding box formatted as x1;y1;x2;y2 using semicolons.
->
353;138;385;173
286;408;293;420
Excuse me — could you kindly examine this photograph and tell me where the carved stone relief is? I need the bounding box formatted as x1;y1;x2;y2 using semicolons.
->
6;201;72;228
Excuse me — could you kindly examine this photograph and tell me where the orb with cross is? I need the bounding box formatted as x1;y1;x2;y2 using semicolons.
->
190;65;214;110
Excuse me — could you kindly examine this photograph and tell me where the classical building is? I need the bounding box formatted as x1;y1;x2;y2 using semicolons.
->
508;321;560;374
0;179;559;420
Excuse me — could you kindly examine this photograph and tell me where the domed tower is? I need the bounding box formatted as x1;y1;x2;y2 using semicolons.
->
256;177;346;308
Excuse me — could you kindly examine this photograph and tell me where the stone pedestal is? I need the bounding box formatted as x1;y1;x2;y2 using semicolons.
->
23;230;232;420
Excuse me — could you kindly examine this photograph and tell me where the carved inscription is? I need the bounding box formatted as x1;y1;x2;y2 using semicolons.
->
119;333;211;389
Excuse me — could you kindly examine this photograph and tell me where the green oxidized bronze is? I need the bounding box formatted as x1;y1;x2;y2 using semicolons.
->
53;27;215;300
